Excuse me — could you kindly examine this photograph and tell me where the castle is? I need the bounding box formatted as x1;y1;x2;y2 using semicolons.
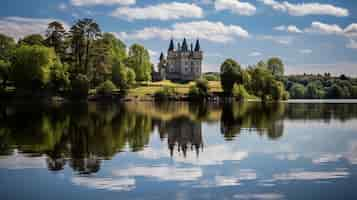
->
153;38;203;82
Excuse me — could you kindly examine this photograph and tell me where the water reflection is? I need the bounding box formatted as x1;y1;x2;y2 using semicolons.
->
1;101;357;174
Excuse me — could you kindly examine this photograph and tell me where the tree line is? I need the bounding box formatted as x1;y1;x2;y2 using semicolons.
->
0;18;152;99
219;57;289;101
284;73;357;99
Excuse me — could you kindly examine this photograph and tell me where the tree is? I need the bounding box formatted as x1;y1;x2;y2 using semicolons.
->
0;60;11;89
189;79;209;100
249;66;274;101
49;63;70;94
19;34;45;46
327;84;345;99
126;44;151;81
267;57;284;77
70;18;101;74
306;82;325;99
289;83;306;99
112;61;128;89
11;45;61;92
96;80;117;96
70;74;89;99
45;21;66;60
270;80;285;100
232;84;249;101
0;34;15;61
101;33;126;63
220;59;242;95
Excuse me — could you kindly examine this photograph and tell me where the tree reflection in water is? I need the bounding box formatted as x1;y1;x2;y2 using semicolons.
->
0;101;357;173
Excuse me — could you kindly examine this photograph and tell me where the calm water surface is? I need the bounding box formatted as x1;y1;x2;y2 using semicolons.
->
1;101;357;200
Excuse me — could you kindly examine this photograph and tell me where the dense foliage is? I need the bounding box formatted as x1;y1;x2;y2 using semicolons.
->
0;18;152;98
220;58;288;101
285;74;357;99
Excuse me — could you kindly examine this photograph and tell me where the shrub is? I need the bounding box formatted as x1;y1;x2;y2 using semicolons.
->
70;74;89;99
203;73;219;81
154;86;176;101
289;83;305;99
96;80;117;96
232;84;249;101
12;45;57;91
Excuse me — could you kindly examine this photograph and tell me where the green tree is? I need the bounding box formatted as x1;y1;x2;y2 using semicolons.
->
189;79;209;100
327;84;345;99
306;82;325;99
45;21;67;60
289;83;306;99
270;80;285;100
49;63;70;94
232;84;249;101
220;59;242;95
0;34;15;61
249;66;274;101
101;33;126;63
19;34;45;46
0;60;11;89
96;80;117;96
267;57;284;77
70;18;102;74
126;44;152;81
70;74;89;99
11;45;60;91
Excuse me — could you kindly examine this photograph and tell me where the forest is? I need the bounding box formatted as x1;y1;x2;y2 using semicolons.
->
0;18;356;101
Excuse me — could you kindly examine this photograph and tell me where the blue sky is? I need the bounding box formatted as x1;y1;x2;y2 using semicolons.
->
1;0;357;75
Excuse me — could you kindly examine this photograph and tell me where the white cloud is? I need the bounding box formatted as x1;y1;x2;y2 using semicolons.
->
0;154;47;169
344;24;357;37
72;177;135;191
249;52;262;57
215;0;256;16
113;166;202;181
233;193;285;200
259;0;349;17
258;35;293;45
71;0;135;6
273;170;349;181
111;2;203;21
137;144;248;166
274;25;302;33
118;21;249;43
299;49;312;54
0;16;69;40
305;21;344;35
312;154;342;164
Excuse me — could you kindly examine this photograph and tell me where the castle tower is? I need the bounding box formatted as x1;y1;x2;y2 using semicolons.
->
164;38;203;82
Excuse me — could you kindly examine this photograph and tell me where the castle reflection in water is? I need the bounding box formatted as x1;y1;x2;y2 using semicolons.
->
1;101;357;174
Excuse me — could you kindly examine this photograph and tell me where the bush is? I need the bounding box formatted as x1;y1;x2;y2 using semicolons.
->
188;79;209;100
12;45;57;91
70;74;89;99
289;83;305;99
270;80;286;101
232;84;249;101
96;80;117;96
203;73;219;81
154;86;176;101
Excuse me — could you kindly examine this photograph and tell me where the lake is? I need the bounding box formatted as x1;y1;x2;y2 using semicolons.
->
1;101;357;200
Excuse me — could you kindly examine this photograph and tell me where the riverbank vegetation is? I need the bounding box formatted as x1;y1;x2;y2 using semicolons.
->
0;18;356;101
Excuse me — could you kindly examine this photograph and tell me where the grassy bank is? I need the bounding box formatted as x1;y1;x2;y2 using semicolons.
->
127;80;222;98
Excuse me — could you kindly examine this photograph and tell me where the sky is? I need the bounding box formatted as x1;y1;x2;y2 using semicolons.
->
1;0;357;75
